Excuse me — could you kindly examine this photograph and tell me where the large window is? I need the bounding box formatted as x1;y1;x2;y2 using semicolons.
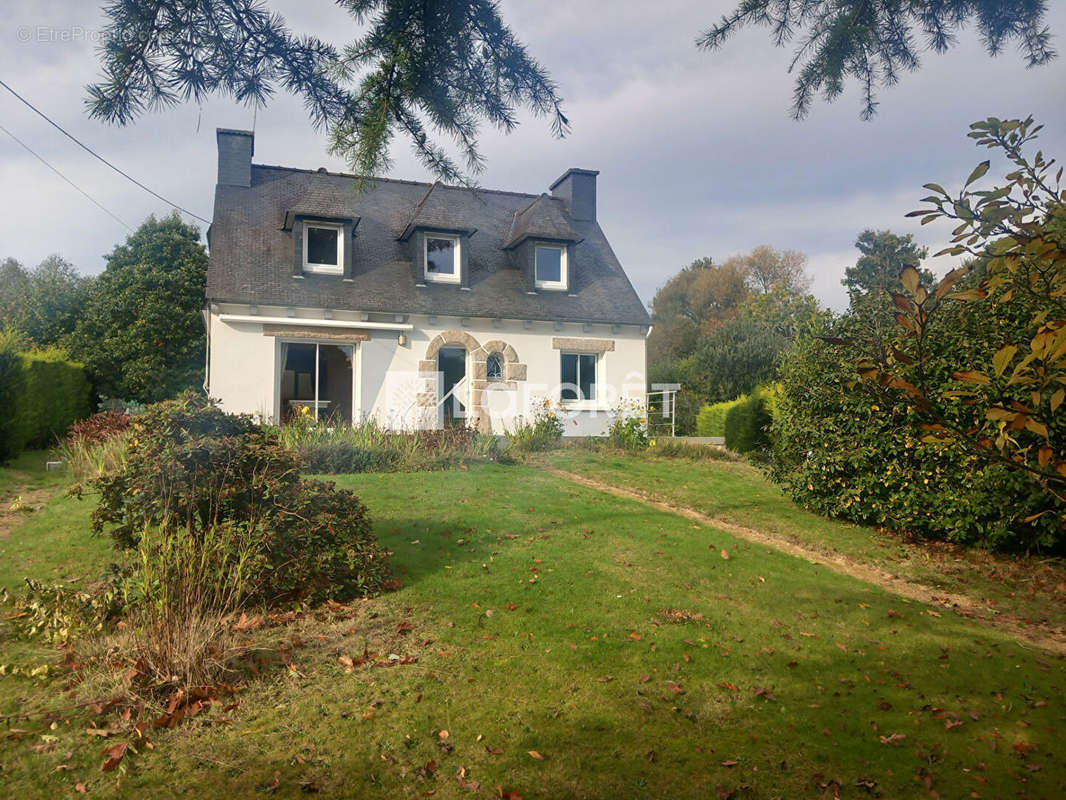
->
303;223;343;274
425;234;460;283
535;244;567;289
279;342;354;423
560;352;596;402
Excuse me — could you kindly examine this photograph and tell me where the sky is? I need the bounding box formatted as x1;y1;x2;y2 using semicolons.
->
1;1;1064;311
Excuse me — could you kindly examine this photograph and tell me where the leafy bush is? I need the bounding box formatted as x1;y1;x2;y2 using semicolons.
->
0;342;92;460
66;409;132;445
57;410;134;480
696;396;746;437
772;311;1065;552
507;399;564;452
90;392;390;604
724;393;772;455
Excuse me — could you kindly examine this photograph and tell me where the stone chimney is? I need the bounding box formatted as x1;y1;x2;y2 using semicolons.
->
549;168;598;222
216;128;254;187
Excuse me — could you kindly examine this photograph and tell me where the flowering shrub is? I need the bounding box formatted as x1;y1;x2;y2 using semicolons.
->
607;398;648;450
507;398;564;452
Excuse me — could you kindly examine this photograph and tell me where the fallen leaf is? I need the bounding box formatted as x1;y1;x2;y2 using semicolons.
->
720;759;738;767
75;783;87;794
879;733;906;746
100;742;127;772
720;549;730;560
528;750;544;760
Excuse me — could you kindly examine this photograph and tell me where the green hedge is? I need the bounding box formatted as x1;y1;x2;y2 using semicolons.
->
723;393;772;454
696;396;746;437
0;344;91;460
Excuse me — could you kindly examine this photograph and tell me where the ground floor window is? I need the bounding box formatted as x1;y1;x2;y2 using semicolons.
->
279;341;354;423
560;352;597;402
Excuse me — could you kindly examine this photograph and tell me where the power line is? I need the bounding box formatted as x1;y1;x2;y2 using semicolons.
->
0;122;132;232
0;78;212;225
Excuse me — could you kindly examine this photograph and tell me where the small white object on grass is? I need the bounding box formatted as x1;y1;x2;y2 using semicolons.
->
45;460;63;471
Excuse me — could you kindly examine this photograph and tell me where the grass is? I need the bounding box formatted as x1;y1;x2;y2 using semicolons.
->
0;449;70;499
1;459;1064;798
543;448;1066;632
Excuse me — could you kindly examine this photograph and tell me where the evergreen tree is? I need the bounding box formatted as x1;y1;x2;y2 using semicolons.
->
71;214;208;403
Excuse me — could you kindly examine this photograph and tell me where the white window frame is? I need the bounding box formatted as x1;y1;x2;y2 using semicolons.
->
534;243;568;290
302;222;344;275
424;233;461;284
560;350;599;407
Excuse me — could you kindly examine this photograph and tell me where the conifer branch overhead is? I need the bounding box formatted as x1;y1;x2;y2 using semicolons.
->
88;0;568;183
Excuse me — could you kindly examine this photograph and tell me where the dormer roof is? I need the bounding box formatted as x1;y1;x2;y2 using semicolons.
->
503;193;581;249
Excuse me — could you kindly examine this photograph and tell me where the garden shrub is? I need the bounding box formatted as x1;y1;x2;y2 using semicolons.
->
90;392;390;604
58;410;134;479
0;341;91;460
771;310;1065;552
723;393;772;455
696;396;746;437
0;331;20;462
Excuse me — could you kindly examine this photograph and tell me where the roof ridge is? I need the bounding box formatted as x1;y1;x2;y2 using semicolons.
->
251;163;542;199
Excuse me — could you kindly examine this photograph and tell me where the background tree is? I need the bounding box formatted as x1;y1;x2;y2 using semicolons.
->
647;256;751;364
0;255;92;347
844;230;932;302
699;1;1055;119
744;245;810;295
0;258;29;331
89;0;566;182
71;214;208;403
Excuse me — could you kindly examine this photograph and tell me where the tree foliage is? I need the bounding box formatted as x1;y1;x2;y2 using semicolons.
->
71;214;208;403
699;1;1056;119
89;0;567;182
860;116;1066;508
0;255;92;347
843;229;932;302
744;244;810;295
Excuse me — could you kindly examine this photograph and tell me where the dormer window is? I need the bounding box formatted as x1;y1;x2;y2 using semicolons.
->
534;244;567;290
303;222;343;275
425;234;461;283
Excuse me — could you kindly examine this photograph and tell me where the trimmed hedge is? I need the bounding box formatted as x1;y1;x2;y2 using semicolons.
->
0;343;91;461
723;393;772;455
696;396;746;437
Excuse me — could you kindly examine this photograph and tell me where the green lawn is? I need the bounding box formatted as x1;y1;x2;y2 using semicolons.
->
1;460;1064;799
544;449;1066;632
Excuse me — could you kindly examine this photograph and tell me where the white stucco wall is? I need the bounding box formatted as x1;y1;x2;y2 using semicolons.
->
207;303;648;436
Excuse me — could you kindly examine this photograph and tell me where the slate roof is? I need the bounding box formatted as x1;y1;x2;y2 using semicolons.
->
503;194;581;249
207;164;651;326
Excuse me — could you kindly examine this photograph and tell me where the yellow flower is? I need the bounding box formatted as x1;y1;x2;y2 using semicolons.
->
649;439;656;447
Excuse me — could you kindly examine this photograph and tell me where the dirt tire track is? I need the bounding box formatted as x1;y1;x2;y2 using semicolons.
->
546;467;1066;656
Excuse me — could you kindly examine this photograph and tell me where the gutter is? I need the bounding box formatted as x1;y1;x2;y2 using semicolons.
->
217;314;414;331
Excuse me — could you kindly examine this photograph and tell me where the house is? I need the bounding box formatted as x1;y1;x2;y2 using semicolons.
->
204;128;651;435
